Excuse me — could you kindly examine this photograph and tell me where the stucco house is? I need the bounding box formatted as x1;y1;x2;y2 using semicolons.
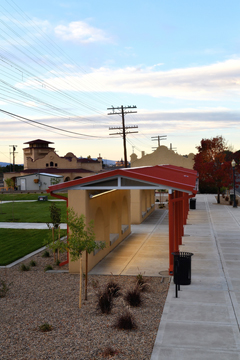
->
4;139;103;188
130;145;194;169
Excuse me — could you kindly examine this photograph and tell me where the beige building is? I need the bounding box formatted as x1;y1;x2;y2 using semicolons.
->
130;145;194;169
4;139;103;187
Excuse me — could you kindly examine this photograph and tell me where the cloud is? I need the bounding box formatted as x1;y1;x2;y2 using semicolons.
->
24;58;240;102
1;107;240;162
54;21;111;43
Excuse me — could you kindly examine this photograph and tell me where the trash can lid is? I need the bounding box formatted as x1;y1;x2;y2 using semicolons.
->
172;252;194;257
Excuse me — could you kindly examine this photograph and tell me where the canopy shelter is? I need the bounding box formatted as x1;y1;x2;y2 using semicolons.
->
47;165;198;274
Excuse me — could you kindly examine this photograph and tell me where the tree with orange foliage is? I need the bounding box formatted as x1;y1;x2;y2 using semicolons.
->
194;136;233;203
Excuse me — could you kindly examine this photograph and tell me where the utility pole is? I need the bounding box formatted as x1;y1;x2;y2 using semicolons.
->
151;135;167;150
169;143;177;152
108;105;138;168
9;145;17;172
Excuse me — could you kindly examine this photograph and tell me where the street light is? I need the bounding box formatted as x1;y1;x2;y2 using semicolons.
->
231;159;237;208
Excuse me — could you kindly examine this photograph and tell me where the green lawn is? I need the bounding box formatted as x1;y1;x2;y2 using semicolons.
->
0;193;67;201
0;229;67;266
0;201;67;223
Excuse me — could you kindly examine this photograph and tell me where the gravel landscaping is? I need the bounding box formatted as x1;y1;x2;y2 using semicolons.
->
0;250;170;360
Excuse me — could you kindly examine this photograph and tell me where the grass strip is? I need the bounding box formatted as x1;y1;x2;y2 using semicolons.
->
0;201;67;223
0;228;67;266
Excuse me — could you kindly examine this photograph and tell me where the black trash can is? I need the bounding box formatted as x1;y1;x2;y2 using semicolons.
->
172;252;194;285
190;198;196;209
38;196;48;201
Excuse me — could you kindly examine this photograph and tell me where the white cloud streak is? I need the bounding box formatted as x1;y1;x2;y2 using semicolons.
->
54;21;111;43
30;58;240;101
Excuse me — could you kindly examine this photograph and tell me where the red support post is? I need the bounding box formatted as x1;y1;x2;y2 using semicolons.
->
168;191;174;275
183;193;187;225
174;191;178;253
179;192;183;241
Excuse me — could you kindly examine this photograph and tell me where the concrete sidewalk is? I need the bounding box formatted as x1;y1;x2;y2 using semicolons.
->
0;222;67;229
151;194;240;360
89;208;170;276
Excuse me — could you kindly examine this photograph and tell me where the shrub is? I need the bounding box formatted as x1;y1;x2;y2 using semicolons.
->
42;250;50;258
124;286;142;307
55;259;61;266
136;273;150;292
155;199;160;202
44;265;53;272
106;281;121;298
102;346;119;357
39;323;53;332
97;288;113;314
29;260;36;267
136;273;145;286
114;309;137;330
20;264;30;272
91;279;99;289
0;280;12;298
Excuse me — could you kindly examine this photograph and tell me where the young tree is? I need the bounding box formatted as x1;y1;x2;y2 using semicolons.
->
67;208;106;307
44;202;63;262
4;178;14;190
194;136;235;203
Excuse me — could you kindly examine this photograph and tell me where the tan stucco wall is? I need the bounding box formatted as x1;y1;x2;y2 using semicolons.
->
25;150;102;173
130;145;194;169
131;189;155;224
68;189;131;273
24;146;54;168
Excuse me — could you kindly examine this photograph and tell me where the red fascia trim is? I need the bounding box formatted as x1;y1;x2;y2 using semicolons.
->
124;170;197;193
47;169;122;192
49;192;68;203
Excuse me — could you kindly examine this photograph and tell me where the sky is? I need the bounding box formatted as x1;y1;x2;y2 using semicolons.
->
0;0;240;165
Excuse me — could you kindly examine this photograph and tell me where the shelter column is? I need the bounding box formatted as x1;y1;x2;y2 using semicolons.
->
168;190;174;274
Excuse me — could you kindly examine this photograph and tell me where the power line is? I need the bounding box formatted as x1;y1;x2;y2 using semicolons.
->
0;109;108;139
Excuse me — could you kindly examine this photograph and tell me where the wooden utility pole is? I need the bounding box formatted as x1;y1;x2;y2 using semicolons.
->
170;143;177;152
151;135;167;150
108;105;138;168
9;145;17;172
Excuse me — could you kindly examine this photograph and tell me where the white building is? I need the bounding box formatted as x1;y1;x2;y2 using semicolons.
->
16;173;63;191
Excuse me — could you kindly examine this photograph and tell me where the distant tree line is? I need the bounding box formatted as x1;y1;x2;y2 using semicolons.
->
0;164;24;173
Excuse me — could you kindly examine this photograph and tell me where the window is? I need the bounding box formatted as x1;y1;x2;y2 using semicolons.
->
50;161;53;167
55;163;58;167
46;163;49;167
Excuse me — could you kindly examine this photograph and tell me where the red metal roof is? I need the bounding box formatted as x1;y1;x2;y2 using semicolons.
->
47;165;198;194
